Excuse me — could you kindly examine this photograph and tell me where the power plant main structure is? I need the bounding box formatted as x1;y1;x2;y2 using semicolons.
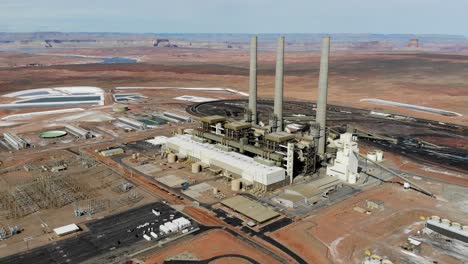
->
167;35;338;191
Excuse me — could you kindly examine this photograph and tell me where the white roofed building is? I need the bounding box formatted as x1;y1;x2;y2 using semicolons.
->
166;134;286;190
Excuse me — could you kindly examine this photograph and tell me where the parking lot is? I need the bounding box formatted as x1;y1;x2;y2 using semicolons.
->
0;202;196;264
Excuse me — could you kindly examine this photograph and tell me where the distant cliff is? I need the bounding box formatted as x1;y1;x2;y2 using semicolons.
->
0;32;466;52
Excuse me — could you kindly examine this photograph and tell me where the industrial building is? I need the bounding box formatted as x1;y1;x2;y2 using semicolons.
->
162;112;192;123
221;196;280;223
166;134;286;190
100;148;124;157
65;125;92;139
118;117;147;130
426;216;468;243
3;132;28;150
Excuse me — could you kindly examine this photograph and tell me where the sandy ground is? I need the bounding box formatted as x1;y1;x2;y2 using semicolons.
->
0;48;466;125
143;229;282;264
271;183;466;264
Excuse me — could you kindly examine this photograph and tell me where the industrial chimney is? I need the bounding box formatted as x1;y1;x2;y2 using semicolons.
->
316;36;331;156
274;36;285;132
248;35;258;125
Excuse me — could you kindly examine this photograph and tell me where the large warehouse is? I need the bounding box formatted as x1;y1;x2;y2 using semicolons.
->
166;134;286;190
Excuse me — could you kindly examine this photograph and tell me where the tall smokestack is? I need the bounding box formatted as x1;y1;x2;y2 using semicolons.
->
274;36;285;132
248;35;258;125
316;36;331;156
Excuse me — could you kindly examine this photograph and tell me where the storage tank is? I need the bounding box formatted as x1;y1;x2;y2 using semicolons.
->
367;151;377;161
212;187;218;195
375;150;384;161
167;153;177;163
431;215;441;222
112;104;128;113
143;234;151;241
382;260;393;264
451;222;461;229
441;219;451;226
191;163;201;173
463;225;468;230
132;153;137;159
231;179;241;191
150;232;158;239
403;182;410;189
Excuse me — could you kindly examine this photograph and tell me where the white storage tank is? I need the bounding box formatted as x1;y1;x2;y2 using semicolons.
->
212;187;218;195
463;225;468;230
431;215;441;222
367;151;377;161
231;179;241;191
191;162;201;173
451;222;461;229
375;150;384;161
168;153;177;163
403;182;410;189
150;232;158;239
143;234;152;241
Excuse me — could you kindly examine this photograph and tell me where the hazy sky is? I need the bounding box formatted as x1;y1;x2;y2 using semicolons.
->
0;0;467;35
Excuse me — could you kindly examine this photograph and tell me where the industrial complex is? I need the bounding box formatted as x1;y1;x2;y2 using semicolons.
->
0;33;466;264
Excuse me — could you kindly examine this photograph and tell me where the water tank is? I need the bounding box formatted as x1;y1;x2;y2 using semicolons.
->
167;153;177;163
375;150;384;161
231;179;241;191
212;187;218;195
451;222;461;229
403;182;410;189
191;163;201;173
463;225;468;230
132;153;137;159
431;215;441;222
367;151;377;161
441;219;451;226
382;260;393;264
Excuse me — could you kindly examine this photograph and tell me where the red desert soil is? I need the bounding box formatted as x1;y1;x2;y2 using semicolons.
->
0;48;467;125
271;184;464;264
143;229;282;264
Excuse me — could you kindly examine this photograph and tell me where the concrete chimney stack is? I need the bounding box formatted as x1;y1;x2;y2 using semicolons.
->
248;35;258;124
316;36;331;156
274;36;285;132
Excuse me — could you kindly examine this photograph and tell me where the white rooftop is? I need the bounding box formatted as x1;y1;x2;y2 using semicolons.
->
53;223;80;236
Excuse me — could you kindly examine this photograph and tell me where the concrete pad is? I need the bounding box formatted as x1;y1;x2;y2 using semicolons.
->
135;164;162;175
157;175;186;187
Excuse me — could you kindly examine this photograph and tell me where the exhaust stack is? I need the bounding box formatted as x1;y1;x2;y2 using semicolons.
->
316;36;331;156
274;36;285;132
248;36;258;124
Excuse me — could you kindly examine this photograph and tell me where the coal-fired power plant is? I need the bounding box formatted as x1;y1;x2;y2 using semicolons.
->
165;35;341;192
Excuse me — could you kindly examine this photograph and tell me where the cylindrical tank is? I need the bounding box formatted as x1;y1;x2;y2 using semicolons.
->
431;215;441;222
167;153;177;163
451;222;461;229
375;150;384;161
132;153;137;159
191;163;201;173
441;219;451;226
112;104;128;113
367;151;377;161
212;187;218;195
231;179;241;191
403;182;410;189
463;225;468;230
382;260;393;264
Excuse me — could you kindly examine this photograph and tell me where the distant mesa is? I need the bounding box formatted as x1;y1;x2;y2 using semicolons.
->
408;38;420;48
